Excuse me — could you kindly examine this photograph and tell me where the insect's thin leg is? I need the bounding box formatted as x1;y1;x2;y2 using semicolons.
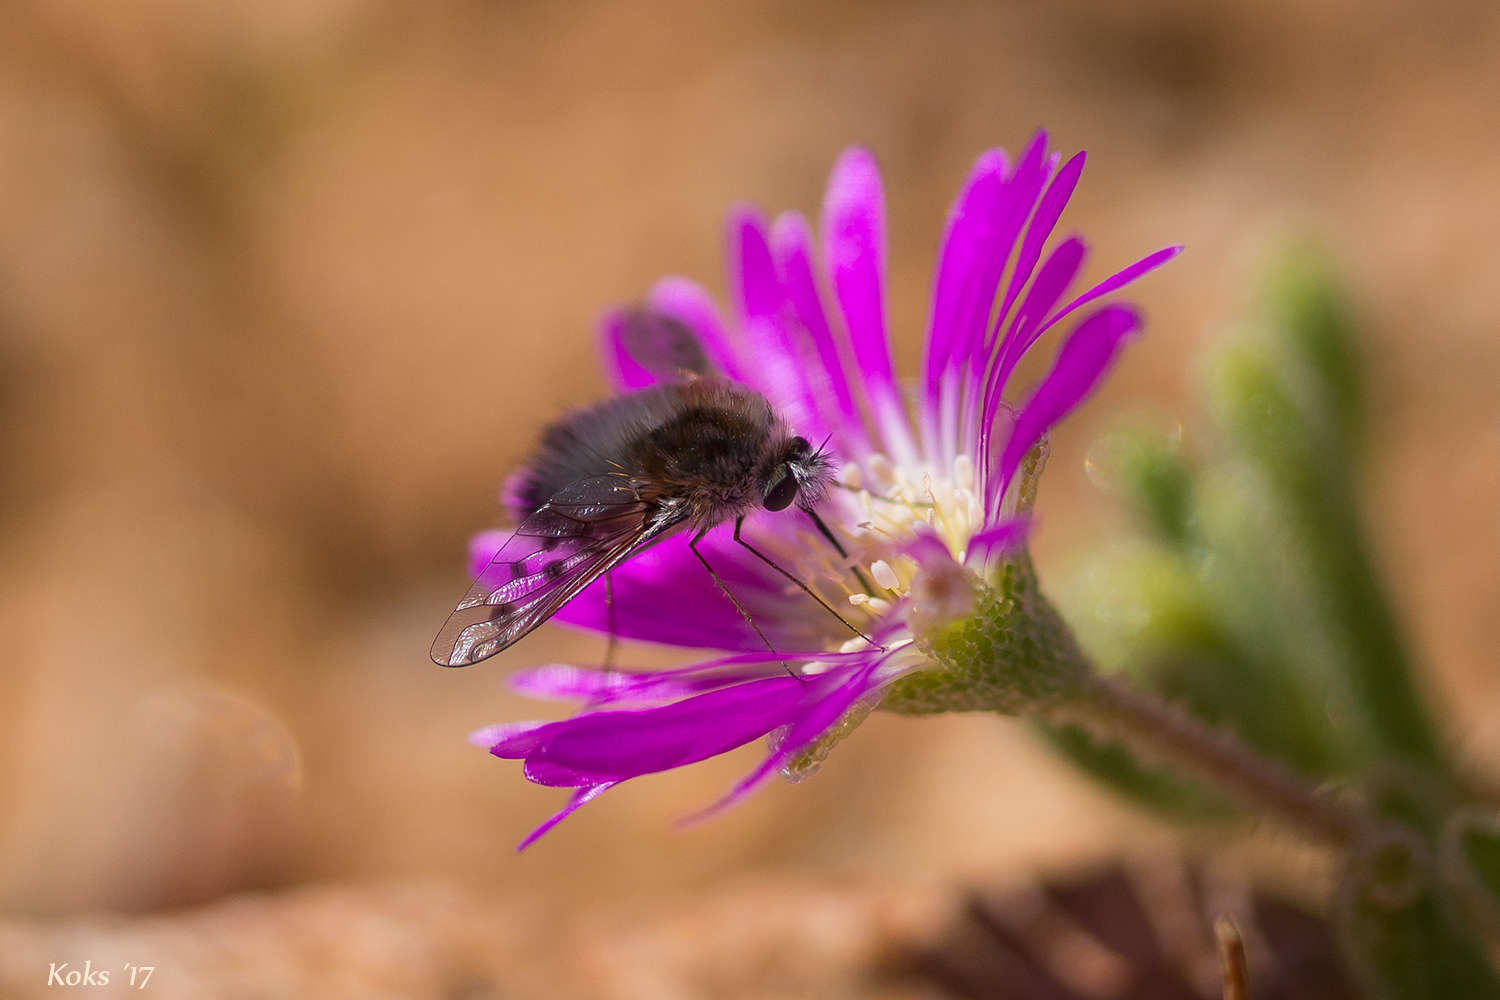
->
735;517;885;651
805;508;875;596
603;570;618;671
688;528;796;679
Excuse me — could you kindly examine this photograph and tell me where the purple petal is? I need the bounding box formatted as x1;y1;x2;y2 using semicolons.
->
978;237;1088;467
596;308;659;392
469;721;551;751
922;151;1008;395
550;522;837;652
992;236;1088;393
993;151;1086;341
962;132;1051;388
920;149;1010;459
770;211;872;455
509;651;873;705
646;277;750;383
727;210;831;444
821;148;916;466
521;757;597;787
516;782;614;852
729;207;783;323
528;676;808;781
681;659;885;824
482;719;567;758
995;304;1142;503
1033;245;1183;341
966;518;1032;566
902;523;955;566
953;133;1053;463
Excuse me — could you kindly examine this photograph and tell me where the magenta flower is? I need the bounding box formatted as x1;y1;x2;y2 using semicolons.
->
470;131;1181;849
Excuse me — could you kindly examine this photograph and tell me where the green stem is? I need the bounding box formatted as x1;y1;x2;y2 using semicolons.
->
1050;672;1371;846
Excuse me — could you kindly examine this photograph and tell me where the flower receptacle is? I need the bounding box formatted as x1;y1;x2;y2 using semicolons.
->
881;552;1091;716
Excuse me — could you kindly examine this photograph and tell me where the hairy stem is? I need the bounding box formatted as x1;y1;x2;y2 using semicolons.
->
1051;672;1370;845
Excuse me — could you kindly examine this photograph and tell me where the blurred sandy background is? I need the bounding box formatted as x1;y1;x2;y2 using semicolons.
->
0;0;1497;968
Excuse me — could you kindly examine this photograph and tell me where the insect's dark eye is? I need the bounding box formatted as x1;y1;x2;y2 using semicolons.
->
787;436;812;461
764;467;800;511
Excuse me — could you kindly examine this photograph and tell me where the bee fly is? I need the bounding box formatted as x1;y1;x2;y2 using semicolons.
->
431;308;876;667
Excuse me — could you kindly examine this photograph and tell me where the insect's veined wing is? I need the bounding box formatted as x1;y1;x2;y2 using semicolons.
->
432;476;682;667
619;308;716;382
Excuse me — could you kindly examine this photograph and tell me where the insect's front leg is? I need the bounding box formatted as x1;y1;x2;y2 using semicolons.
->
687;526;793;676
732;517;883;650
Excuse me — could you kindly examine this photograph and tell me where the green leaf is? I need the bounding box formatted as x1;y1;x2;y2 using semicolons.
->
1202;329;1442;770
1335;843;1500;1000
1084;426;1195;545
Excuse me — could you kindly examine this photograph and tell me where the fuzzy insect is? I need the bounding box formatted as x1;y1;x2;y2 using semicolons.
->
431;310;842;667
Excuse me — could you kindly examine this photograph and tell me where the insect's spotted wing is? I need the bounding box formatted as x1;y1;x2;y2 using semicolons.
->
431;476;682;666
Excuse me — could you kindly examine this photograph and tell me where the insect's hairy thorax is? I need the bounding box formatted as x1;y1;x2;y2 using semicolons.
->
508;378;786;526
633;406;765;483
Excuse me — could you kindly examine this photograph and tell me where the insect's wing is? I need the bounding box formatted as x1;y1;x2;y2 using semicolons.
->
431;477;679;666
620;308;716;381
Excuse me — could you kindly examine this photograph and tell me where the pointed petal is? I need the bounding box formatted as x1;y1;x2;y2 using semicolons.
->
727;209;830;444
966;518;1032;566
681;659;885;825
964;131;1051;386
646;277;750;383
954;133;1053;464
770;211;872;455
993;150;1086;340
821;148;916;466
516;782;615;851
921;149;1010;458
1035;245;1183;340
996;305;1142;501
596;308;659;392
509;651;873;705
531;676;808;781
979;237;1088;468
469;721;552;751
992;235;1089;392
549;521;840;652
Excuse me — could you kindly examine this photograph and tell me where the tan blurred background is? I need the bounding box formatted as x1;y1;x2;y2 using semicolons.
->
0;0;1496;939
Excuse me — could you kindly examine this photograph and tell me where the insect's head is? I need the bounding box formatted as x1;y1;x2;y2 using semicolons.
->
761;435;831;513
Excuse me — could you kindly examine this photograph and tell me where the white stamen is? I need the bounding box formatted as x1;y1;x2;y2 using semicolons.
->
848;593;870;606
866;597;894;614
867;454;895;488
838;462;862;490
871;559;900;592
954;454;975;492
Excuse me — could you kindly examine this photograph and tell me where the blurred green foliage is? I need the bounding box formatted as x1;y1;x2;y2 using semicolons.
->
1048;244;1500;997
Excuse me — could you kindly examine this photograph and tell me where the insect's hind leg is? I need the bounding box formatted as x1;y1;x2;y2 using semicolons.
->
602;569;618;670
688;528;799;681
734;517;885;651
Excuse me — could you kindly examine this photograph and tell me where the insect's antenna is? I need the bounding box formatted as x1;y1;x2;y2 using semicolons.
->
805;508;876;596
688;528;801;681
734;517;885;651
